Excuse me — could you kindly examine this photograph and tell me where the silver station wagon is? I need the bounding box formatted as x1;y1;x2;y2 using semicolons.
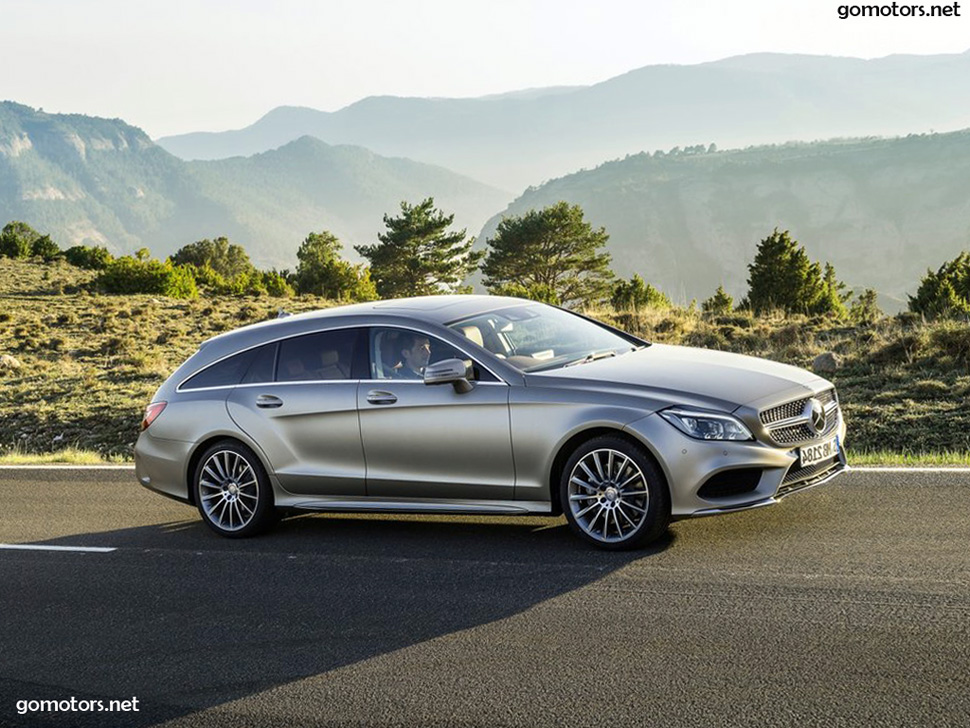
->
135;295;848;549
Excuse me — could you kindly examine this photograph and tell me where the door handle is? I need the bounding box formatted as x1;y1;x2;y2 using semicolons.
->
366;390;398;405
256;394;283;409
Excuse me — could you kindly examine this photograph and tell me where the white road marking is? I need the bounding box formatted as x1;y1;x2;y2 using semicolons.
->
0;544;116;553
0;465;134;469
851;467;970;473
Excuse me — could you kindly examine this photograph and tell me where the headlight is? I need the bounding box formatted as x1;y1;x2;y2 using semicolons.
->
659;407;753;441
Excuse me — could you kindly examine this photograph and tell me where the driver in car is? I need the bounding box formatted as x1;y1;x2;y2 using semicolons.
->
394;333;431;379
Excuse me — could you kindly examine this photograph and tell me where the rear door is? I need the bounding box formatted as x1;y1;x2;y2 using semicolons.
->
227;328;366;496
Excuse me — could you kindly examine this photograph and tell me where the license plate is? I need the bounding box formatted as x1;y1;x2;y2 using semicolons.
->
799;436;839;468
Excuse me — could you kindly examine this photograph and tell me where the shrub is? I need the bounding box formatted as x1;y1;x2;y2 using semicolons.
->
702;285;734;315
0;221;41;259
64;245;114;270
908;252;970;319
849;288;883;324
611;274;671;311
96;257;198;298
929;323;970;367
262;270;294;298
31;235;60;261
170;237;254;279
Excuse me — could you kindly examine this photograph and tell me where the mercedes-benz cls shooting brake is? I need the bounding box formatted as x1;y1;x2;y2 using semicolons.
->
135;295;848;549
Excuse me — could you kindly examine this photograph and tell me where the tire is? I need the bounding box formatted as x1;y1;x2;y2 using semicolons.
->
560;435;670;550
193;440;276;538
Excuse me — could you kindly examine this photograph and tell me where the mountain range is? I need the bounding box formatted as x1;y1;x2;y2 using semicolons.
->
4;50;970;303
157;51;970;190
0;102;508;268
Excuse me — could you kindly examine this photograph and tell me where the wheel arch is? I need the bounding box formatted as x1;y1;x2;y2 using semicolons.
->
184;433;274;507
547;426;669;516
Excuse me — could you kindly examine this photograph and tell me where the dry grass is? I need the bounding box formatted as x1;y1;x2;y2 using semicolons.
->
2;257;970;461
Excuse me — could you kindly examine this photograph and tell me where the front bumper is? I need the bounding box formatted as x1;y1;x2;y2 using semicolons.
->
623;412;848;518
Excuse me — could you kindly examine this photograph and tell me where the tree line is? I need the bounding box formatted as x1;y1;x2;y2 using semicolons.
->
1;202;969;321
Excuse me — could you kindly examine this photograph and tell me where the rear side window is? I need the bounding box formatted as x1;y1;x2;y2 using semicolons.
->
181;348;259;390
277;329;357;382
241;343;278;384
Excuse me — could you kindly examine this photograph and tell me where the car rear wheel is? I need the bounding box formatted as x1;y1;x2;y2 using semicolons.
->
560;436;670;550
194;441;276;538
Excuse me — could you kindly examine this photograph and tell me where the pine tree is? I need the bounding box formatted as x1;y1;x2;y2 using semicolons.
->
745;229;845;316
481;202;614;309
702;285;734;315
296;231;377;302
355;198;482;298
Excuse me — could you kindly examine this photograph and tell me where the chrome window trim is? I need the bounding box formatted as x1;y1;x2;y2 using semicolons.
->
176;321;509;393
176;323;365;393
358;379;509;387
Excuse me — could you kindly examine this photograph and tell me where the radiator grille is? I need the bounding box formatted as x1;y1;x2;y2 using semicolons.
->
760;388;836;426
760;389;840;446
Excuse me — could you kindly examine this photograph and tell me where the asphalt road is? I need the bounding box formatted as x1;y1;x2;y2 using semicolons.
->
0;468;967;728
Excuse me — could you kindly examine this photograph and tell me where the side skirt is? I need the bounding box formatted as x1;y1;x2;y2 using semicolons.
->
275;496;554;516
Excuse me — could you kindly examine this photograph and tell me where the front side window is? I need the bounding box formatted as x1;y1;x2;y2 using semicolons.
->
369;328;496;382
277;329;357;382
448;304;642;372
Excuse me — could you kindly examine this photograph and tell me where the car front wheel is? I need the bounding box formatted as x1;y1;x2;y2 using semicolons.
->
193;441;276;538
560;436;670;550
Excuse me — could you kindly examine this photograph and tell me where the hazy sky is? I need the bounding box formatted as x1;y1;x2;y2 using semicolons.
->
2;0;967;138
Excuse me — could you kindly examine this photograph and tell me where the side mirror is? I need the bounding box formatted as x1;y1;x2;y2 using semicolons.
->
423;358;474;394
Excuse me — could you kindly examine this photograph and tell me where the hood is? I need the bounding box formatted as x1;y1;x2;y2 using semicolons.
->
527;343;828;411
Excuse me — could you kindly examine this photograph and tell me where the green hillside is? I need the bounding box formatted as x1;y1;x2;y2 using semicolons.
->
478;131;970;304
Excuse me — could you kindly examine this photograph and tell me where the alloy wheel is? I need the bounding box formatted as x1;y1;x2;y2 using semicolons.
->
198;449;261;533
567;448;650;544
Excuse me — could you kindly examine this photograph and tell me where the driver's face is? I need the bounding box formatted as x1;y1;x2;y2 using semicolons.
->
403;337;431;370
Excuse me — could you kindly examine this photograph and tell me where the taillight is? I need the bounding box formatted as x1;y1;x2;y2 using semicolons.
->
141;402;167;431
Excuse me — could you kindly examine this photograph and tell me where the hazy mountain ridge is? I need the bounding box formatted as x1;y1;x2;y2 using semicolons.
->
0;103;509;268
156;51;970;189
477;130;970;304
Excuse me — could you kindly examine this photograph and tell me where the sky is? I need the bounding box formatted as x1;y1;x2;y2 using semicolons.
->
2;0;968;138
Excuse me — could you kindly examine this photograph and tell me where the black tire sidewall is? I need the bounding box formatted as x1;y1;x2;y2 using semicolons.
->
560;435;670;550
194;440;275;538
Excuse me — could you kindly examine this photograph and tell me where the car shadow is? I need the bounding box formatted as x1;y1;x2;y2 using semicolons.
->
0;513;674;727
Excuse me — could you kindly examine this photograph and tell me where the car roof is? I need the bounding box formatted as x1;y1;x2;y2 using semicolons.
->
204;294;532;348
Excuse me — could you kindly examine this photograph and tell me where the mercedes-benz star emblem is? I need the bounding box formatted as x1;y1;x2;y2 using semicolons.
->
804;398;826;434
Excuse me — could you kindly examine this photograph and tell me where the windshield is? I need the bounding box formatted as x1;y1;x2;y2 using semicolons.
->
447;304;643;372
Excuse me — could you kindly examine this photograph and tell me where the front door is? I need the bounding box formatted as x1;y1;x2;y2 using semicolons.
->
357;327;514;501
